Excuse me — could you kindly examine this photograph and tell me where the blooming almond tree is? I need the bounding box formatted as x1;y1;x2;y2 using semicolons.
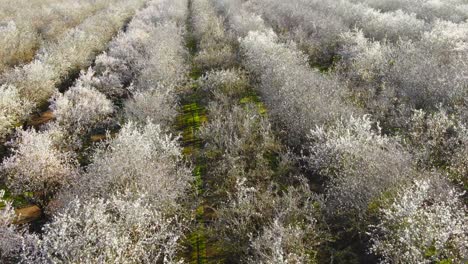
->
369;177;467;263
21;191;187;263
0;85;33;139
50;70;114;136
306;115;414;222
0;190;24;263
76;121;192;208
1;128;78;206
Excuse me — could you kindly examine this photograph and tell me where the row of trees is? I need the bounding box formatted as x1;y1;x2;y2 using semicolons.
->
197;69;323;262
188;0;330;261
248;0;433;43
217;0;468;262
0;0;113;74
0;0;146;139
1;0;466;262
243;0;468;187
1;0;193;262
350;0;468;23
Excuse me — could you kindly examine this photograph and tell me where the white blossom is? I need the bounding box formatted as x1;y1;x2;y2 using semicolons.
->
1;128;78;206
0;85;34;139
50;70;114;134
22;191;187;264
370;177;467;263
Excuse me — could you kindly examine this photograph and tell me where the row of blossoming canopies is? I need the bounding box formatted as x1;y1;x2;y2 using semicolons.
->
0;0;467;263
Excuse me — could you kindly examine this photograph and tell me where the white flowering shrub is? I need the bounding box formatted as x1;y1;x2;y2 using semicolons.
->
193;67;316;260
337;21;467;93
192;0;226;49
89;3;188;99
0;85;34;139
124;86;178;127
241;30;356;143
249;218;316;264
135;0;188;26
198;101;280;198
0;0;145;139
369;177;467;263
335;30;410;130
192;0;236;70
22;191;187;264
448;142;468;188
195;67;324;261
50;70;114;134
216;178;323;262
337;22;467;130
0;190;24;263
357;8;426;42
249;183;323;264
77;122;191;207
245;0;428;73
1;128;78;206
92;0;189;128
338;30;392;84
221;2;468;262
355;0;468;23
200;69;250;99
94;23;188;98
423;20;468;52
193;46;236;71
35;0;110;41
242;0;465;135
45;2;140;76
40;8;129;77
407;109;459;166
137;22;189;89
0;21;37;73
214;0;269;38
0;0;466;262
405;109;468;186
306;116;414;221
1;60;57;105
244;0;349;65
91;54;133;98
385;21;468;111
0;0;115;74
